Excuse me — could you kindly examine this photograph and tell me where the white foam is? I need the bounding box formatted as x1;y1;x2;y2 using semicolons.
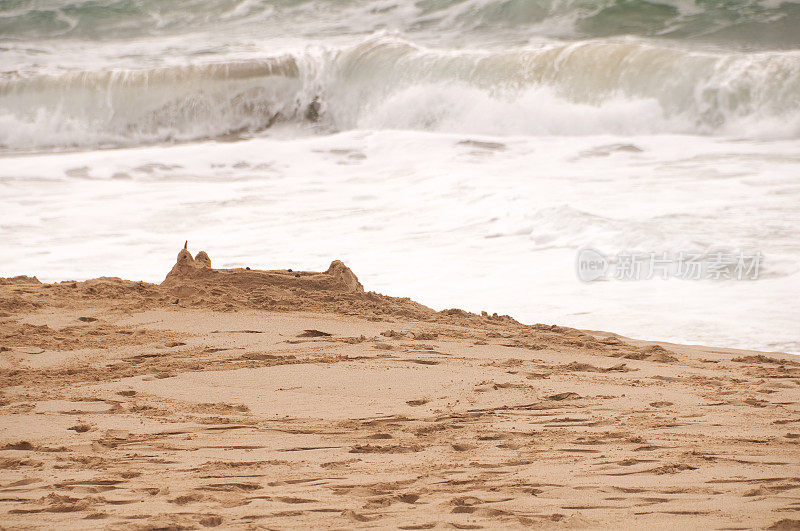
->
353;83;681;136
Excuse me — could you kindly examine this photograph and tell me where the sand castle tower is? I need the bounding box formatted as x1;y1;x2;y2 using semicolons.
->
164;241;212;283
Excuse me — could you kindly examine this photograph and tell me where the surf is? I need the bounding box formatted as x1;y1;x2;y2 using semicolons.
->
1;34;799;152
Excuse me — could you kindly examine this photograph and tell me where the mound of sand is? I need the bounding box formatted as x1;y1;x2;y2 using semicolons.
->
0;244;685;361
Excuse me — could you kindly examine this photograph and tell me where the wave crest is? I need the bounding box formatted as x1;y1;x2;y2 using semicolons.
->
1;36;799;151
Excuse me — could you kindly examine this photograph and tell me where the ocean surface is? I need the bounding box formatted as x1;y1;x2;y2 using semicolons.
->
1;0;799;353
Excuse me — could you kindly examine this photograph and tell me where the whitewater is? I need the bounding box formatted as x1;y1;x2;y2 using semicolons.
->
1;0;799;353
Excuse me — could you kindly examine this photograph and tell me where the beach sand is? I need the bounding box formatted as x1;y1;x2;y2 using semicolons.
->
0;247;798;529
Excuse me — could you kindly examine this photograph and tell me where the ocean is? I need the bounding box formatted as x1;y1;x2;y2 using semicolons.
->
1;0;798;353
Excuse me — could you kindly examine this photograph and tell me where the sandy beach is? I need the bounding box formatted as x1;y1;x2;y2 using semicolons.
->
0;247;798;529
3;0;800;527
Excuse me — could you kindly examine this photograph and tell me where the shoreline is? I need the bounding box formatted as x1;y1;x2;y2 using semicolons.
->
1;250;798;528
4;129;798;356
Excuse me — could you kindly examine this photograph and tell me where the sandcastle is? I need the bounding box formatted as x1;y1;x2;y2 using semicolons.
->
163;241;212;281
162;242;364;294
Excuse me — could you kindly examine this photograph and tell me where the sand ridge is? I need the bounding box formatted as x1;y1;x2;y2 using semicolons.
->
0;247;798;529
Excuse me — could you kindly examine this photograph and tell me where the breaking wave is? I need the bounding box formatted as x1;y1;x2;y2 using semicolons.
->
1;35;799;151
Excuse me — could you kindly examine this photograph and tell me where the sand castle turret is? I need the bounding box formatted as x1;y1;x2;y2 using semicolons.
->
194;250;211;268
327;260;364;293
164;242;212;283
